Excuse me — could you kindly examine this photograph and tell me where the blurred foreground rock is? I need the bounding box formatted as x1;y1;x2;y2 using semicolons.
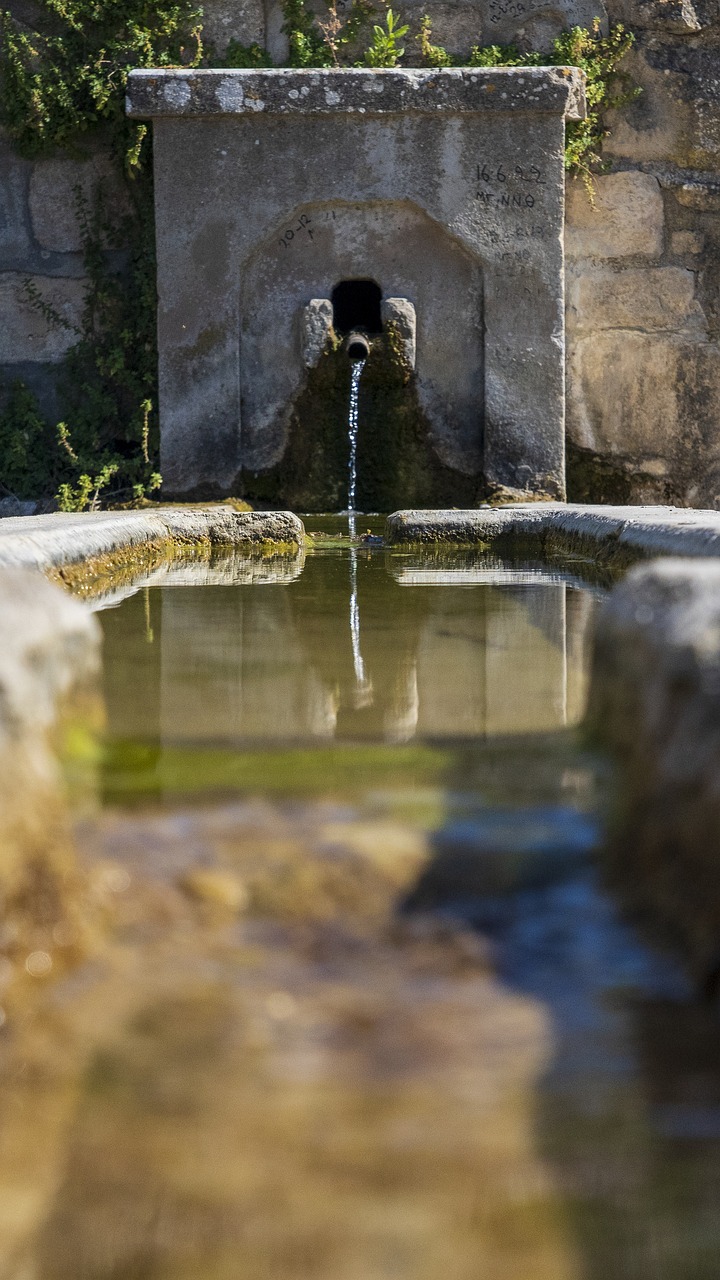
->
589;557;720;984
0;569;101;981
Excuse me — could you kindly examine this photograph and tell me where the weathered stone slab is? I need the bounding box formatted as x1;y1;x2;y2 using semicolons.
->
126;66;587;120
0;132;32;268
567;266;700;333
0;273;85;363
127;66;585;502
566;331;700;455
384;503;720;559
0;508;305;574
28;152;131;254
565;172;665;260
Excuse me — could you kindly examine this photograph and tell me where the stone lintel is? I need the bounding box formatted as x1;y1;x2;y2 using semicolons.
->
126;66;586;122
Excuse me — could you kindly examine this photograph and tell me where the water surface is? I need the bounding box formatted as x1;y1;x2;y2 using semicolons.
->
4;523;720;1280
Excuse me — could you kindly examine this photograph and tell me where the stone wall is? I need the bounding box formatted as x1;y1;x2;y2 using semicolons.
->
565;0;720;507
0;131;131;420
3;0;720;506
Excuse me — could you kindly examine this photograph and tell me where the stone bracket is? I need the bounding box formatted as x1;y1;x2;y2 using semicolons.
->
301;296;417;372
301;298;334;368
382;298;416;372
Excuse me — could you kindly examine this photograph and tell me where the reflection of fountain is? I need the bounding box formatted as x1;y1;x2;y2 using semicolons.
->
100;548;600;750
86;547;306;612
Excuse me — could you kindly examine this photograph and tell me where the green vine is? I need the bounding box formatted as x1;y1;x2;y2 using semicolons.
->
0;0;202;168
0;0;201;508
279;2;637;184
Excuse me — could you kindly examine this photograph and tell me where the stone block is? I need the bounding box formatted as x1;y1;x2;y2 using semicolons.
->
567;329;692;455
29;153;131;254
127;65;587;119
675;181;720;212
0;274;85;363
300;298;333;368
565;171;665;260
200;0;265;52
567;266;701;333
0;131;32;267
381;297;416;371
671;229;704;254
601;46;695;167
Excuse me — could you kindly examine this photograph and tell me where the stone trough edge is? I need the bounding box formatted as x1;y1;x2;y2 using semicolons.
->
385;503;720;560
385;502;720;985
0;507;305;574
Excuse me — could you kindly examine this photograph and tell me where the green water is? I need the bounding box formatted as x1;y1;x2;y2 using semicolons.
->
13;524;720;1280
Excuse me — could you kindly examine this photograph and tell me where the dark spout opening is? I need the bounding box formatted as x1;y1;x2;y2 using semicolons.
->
346;332;370;362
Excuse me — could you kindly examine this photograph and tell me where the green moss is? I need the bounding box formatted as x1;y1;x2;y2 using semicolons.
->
241;327;479;512
355;324;478;510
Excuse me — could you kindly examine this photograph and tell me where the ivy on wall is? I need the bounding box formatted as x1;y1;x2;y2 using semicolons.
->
0;0;637;509
0;0;201;507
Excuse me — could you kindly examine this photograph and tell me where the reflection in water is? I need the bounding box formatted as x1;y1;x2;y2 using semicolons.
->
348;541;372;707
100;548;598;751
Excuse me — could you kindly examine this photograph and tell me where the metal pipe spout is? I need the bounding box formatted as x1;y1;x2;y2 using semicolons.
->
345;332;370;362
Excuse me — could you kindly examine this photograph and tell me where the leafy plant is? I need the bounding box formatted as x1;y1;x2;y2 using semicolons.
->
0;382;60;501
467;41;525;67
0;0;202;507
282;0;372;67
363;7;408;66
56;462;119;512
552;21;639;186
51;182;164;504
217;38;273;68
0;0;202;170
417;16;452;66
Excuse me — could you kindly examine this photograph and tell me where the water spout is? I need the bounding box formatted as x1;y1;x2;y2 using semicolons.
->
345;331;370;362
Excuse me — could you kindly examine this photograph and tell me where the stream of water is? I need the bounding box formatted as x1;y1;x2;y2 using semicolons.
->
346;356;364;528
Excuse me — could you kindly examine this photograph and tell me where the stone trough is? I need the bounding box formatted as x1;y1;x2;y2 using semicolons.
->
4;501;720;990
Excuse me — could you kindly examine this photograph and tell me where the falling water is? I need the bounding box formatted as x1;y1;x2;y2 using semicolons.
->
347;358;364;533
346;357;372;704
